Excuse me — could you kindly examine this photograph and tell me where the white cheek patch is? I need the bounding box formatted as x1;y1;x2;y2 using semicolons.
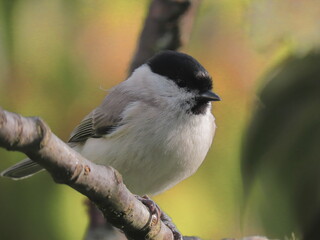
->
122;64;213;117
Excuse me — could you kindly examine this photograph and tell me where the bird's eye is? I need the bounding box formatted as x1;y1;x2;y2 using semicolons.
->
175;78;186;88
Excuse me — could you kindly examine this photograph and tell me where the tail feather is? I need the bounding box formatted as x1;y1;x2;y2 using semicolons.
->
1;159;44;180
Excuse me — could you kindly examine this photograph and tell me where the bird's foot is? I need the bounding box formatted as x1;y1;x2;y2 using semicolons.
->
136;195;161;224
136;195;182;240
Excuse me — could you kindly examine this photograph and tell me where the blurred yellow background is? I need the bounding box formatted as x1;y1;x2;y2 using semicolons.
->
1;0;319;239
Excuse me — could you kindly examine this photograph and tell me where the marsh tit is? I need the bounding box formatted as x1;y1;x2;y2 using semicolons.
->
1;50;220;196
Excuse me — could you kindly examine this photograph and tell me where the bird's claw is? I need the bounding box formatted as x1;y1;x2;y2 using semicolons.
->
136;195;161;224
136;195;183;240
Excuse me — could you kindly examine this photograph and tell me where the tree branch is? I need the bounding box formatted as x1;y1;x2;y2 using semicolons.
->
129;0;202;73
0;107;174;240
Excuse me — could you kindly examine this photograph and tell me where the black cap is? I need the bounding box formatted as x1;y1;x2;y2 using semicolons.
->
147;51;213;93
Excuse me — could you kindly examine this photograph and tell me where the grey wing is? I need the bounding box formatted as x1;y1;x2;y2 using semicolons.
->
68;86;139;144
67;109;118;144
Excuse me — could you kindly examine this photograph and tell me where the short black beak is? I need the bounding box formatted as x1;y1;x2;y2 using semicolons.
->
200;90;221;101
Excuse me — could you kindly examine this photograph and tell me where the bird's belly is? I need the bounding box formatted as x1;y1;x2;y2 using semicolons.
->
75;113;215;196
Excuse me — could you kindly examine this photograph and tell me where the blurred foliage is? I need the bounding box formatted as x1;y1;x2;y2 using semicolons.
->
242;52;320;239
0;0;320;240
248;0;320;54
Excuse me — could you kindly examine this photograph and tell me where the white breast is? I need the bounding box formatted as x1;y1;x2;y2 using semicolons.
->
74;101;215;196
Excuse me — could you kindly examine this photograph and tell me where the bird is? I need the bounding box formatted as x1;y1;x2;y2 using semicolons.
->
1;50;220;197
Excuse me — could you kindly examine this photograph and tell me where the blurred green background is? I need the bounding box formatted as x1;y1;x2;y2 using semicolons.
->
1;0;320;239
